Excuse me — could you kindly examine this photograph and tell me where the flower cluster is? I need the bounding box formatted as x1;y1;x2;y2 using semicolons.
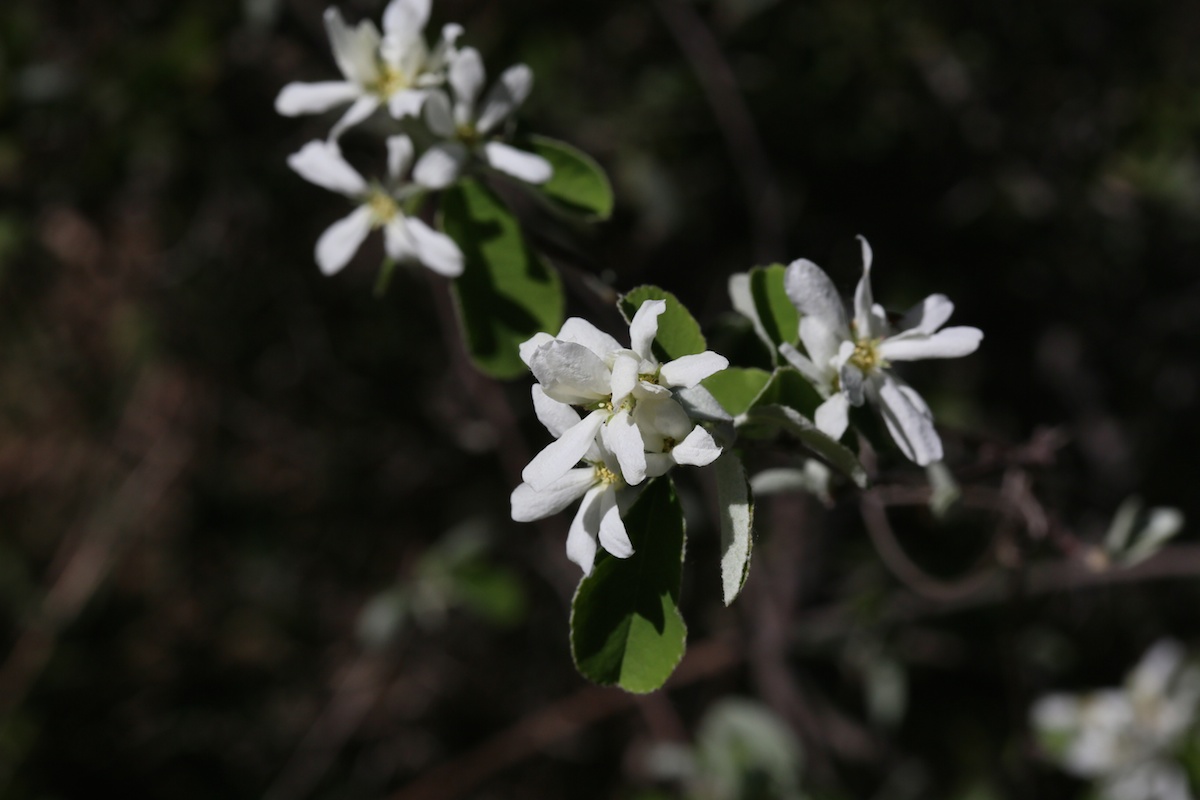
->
275;0;552;277
510;300;729;574
780;237;982;466
1031;639;1200;800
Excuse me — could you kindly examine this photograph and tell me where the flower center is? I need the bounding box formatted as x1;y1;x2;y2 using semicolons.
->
373;64;410;99
366;190;400;227
848;338;885;373
595;465;620;486
456;122;482;148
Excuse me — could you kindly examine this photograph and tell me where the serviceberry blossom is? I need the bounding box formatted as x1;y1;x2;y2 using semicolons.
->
1031;640;1200;800
517;301;727;495
275;0;462;139
287;136;463;277
413;47;553;189
780;237;982;466
511;386;633;575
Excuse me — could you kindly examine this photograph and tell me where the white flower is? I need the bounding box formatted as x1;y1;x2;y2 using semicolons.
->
275;0;462;139
517;301;727;494
287;136;463;277
780;237;982;466
1031;639;1200;800
413;47;553;189
510;386;633;575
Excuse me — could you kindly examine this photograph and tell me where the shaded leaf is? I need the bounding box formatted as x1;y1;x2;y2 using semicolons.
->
742;404;868;487
619;286;706;362
525;135;614;220
570;478;687;693
703;367;773;417
441;178;564;379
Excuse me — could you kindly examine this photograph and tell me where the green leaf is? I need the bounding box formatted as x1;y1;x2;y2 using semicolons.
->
570;478;687;693
525;135;614;221
754;368;824;420
441;178;564;379
749;264;800;350
619;286;706;362
703;367;773;417
742;404;868;488
715;453;754;606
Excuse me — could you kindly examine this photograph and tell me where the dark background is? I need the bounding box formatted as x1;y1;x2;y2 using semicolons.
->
2;0;1199;797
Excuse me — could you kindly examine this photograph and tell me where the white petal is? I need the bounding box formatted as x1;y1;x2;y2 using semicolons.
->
404;217;464;277
609;351;640;408
530;341;612;404
814;393;850;439
1129;640;1185;701
519;333;555;367
799;317;848;375
382;0;430;38
567;486;604;574
329;95;382;140
531;384;581;438
287;140;367;196
522;410;607;491
315;205;374;276
556;318;623;360
784;258;850;339
779;342;831;389
413;142;470;190
426;24;465;74
644;454;675;478
324;9;381;86
896;294;954;337
482;142;553;185
878;327;983;361
510;469;596;522
873;376;943;466
636;397;693;441
670;425;721;467
449;47;486;123
275;81;360;116
386;135;414;181
602;409;647;486
422;89;457;138
853;236;879;339
597;487;633;559
837;347;866;406
388;88;429;119
629;299;666;363
383;218;417;262
476;63;533;134
660;351;729;389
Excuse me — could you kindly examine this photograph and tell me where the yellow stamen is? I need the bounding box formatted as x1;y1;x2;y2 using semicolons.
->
366;190;399;226
596;465;620;486
372;64;410;99
849;338;886;373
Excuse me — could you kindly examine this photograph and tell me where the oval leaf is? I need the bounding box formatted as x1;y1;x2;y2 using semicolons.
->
703;367;773;417
525;135;614;221
441;178;564;379
619;286;706;362
715;453;753;606
570;478;687;694
749;264;800;350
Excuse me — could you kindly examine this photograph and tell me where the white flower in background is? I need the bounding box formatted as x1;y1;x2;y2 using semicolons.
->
780;237;982;466
1031;639;1200;800
275;0;462;138
517;301;727;495
510;386;633;575
413;47;553;189
287;136;463;277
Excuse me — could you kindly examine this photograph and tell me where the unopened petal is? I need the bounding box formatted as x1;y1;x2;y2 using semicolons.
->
476;63;533;134
879;326;982;361
275;81;360;116
522;410;606;491
482;142;553;185
287;140;367;196
660;351;729;389
315;205;374;276
405;217;464;277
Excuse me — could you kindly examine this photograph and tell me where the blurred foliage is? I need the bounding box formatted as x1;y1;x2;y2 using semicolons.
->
0;0;1199;798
